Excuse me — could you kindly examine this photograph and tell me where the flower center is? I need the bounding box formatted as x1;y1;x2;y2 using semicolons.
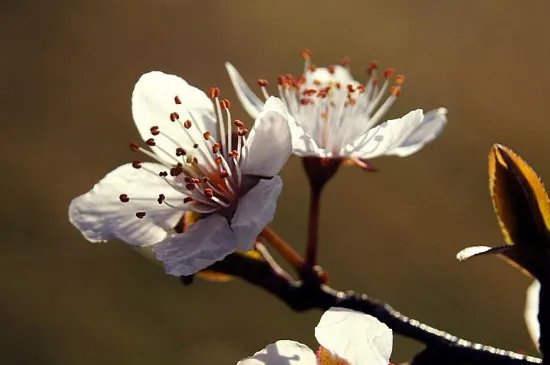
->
316;346;350;365
255;50;404;154
120;88;252;219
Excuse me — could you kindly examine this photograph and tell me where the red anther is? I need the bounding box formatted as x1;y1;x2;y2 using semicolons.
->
340;57;351;66
303;88;317;96
203;131;211;140
395;74;405;85
383;68;395;78
192;143;199;149
212;143;221;153
203;188;214;198
130;142;140;152
372;78;380;87
136;211;146;219
150;126;160;136
327;65;336;74
208;87;220;98
169;112;179;122
347;84;355;93
357;85;366;93
367;60;379;72
313;80;321;86
233;120;245;128
285;73;294;81
146;138;156;146
220;170;229;179
191;178;200;184
119;194;130;203
159;171;168;177
296;75;306;86
257;79;269;87
220;98;231;110
183;197;194;204
185;183;196;190
277;75;286;85
307;63;317;72
346;98;357;106
238;128;249;136
183;120;192;129
390;86;401;96
301;48;312;59
170;166;183;176
157;194;166;204
132;160;142;169
174;96;182;104
300;98;313;105
214;156;223;165
176;147;186;156
231;149;239;158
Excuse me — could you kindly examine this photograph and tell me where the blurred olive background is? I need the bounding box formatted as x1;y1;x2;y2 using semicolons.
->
2;0;550;364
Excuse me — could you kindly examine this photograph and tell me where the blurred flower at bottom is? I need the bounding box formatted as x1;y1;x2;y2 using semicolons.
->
237;307;393;365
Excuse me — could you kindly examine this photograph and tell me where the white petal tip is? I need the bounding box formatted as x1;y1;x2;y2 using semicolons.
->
456;246;492;262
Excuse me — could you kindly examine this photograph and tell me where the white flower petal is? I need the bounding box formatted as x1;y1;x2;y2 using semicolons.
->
69;163;185;246
153;214;237;276
315;307;392;365
237;340;317;365
455;246;494;261
390;107;448;157
304;65;354;86
132;71;216;164
525;280;541;350
244;97;292;176
232;177;283;251
342;109;424;160
288;118;326;157
225;62;264;119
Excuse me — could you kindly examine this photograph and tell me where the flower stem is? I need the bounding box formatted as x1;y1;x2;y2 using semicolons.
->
304;185;322;269
301;157;341;271
261;226;304;271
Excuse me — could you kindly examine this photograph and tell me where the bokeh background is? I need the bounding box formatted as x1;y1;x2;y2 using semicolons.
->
2;0;550;364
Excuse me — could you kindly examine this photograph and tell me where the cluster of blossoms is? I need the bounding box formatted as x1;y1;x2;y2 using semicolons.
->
69;51;447;277
69;50;550;363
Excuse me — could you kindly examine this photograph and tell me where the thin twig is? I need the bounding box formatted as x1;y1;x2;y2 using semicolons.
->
204;253;542;365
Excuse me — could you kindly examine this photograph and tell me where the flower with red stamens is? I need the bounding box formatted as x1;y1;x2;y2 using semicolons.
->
238;307;393;365
69;71;292;276
226;50;447;163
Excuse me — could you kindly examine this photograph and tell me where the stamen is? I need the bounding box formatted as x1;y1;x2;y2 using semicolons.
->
257;79;271;100
174;96;181;104
132;160;142;169
150;126;160;136
119;194;130;202
136;212;146;219
157;194;165;204
146;138;156;146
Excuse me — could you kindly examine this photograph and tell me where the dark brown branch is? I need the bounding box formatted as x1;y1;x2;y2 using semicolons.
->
204;253;542;365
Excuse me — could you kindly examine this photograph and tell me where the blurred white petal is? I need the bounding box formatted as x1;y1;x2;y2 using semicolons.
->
237;340;316;365
455;246;494;261
232;177;283;251
225;62;263;119
343;110;424;159
525;280;541;350
244;97;292;176
132;71;216;164
69;163;185;246
390;107;448;157
153;214;236;276
315;307;392;365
